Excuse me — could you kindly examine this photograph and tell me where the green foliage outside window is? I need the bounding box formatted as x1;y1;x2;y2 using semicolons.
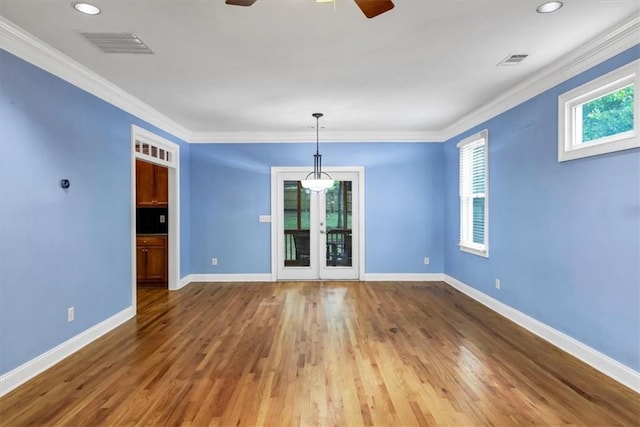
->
582;85;634;143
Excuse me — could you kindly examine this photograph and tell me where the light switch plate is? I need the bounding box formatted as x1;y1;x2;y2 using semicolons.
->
259;215;271;223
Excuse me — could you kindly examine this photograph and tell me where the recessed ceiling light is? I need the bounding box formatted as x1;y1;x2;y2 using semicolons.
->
536;1;563;14
73;2;100;15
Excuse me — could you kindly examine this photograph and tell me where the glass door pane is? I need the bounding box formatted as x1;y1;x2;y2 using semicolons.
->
319;171;359;280
324;180;352;267
284;180;310;267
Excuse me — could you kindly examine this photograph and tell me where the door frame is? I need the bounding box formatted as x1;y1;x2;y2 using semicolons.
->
130;125;180;311
270;166;365;281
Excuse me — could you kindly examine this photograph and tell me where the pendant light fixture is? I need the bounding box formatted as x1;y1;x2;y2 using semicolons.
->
301;113;334;192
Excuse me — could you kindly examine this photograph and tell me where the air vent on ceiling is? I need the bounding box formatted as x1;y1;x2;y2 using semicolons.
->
497;53;528;66
80;32;153;54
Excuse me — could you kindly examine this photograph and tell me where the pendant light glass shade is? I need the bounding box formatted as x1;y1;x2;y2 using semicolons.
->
301;178;334;191
301;113;334;192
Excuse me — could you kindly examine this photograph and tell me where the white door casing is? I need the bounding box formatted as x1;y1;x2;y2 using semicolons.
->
130;125;180;311
271;166;365;281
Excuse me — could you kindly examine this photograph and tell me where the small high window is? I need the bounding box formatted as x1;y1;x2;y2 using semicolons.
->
558;60;638;162
458;130;489;258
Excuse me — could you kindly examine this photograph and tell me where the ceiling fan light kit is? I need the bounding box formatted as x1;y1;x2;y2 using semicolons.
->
225;0;394;18
301;113;335;193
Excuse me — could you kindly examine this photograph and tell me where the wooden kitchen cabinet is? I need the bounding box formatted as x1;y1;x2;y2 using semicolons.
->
154;166;168;206
136;160;168;207
136;235;167;287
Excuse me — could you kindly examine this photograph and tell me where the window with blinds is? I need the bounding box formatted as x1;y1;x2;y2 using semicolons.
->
458;130;489;257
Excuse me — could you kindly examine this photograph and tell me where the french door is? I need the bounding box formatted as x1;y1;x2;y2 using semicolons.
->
272;167;363;280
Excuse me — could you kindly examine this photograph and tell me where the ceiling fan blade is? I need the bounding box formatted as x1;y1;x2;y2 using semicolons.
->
353;0;394;18
225;0;257;6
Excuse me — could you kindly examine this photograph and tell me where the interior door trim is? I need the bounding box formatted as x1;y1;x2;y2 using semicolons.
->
130;125;181;311
270;166;365;281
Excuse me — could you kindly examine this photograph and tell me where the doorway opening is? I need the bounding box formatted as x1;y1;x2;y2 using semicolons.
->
130;125;180;311
271;167;365;281
135;159;168;289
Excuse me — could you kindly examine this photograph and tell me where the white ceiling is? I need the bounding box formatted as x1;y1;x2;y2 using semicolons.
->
1;0;639;141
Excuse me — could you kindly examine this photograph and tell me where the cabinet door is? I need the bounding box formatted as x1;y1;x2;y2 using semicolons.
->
136;245;147;282
154;166;169;206
136;160;156;207
145;244;167;283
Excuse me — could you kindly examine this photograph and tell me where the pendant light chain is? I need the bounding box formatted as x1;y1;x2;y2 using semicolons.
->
314;113;321;179
301;112;334;192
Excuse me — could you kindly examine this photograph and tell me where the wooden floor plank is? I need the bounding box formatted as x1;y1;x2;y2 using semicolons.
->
1;281;638;426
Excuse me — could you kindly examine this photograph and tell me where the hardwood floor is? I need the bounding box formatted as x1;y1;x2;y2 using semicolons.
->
1;281;638;426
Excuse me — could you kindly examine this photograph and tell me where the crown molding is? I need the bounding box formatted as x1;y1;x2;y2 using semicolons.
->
0;16;439;144
440;13;640;142
188;130;444;143
1;13;638;145
0;17;192;142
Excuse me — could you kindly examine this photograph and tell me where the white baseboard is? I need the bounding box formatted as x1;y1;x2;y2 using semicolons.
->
180;273;274;286
0;306;135;397
180;273;445;286
443;274;640;393
364;273;445;282
177;275;192;290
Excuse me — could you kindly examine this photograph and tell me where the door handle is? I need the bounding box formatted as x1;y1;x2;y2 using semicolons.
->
319;230;325;234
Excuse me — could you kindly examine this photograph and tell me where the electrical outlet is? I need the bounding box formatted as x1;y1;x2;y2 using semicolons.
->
495;279;501;290
423;257;430;265
67;307;75;322
211;257;218;266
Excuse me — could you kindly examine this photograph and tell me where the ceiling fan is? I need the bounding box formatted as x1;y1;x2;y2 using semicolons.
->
225;0;395;19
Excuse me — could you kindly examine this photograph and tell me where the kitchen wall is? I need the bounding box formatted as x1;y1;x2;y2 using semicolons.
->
443;45;640;371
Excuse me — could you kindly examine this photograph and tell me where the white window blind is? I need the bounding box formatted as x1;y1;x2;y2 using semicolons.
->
458;130;489;257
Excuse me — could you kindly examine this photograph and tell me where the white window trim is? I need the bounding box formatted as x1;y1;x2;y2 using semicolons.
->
457;129;489;258
558;59;639;162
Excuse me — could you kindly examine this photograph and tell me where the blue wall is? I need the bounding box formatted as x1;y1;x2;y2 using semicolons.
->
443;46;640;371
189;143;444;275
2;39;638;381
0;50;190;375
